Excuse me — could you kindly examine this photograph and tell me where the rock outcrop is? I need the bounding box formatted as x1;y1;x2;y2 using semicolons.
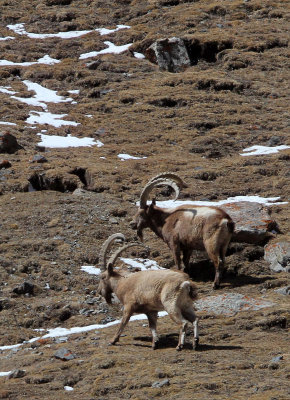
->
221;202;279;244
146;37;191;72
264;241;290;272
0;132;22;154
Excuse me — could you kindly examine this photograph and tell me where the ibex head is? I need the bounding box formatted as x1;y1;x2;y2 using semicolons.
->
130;173;187;240
97;234;147;303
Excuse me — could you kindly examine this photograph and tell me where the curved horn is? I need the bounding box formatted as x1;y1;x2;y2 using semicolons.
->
107;243;148;269
140;178;180;209
99;233;126;271
148;172;188;188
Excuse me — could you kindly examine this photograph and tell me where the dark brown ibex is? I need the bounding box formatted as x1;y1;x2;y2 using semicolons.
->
97;234;199;350
130;173;235;289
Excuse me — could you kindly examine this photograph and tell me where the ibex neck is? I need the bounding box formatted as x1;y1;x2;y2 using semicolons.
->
149;206;169;238
109;273;123;292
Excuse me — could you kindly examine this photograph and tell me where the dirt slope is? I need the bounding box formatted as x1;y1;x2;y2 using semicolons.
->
0;1;289;399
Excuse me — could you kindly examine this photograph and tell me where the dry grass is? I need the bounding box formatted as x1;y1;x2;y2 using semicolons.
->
0;0;289;398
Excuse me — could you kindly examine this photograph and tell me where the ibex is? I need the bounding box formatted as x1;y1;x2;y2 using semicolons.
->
130;173;235;289
97;234;199;351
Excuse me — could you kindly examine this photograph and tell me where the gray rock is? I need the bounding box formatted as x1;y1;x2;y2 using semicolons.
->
267;136;281;146
270;355;283;363
54;347;76;361
220;202;279;244
86;60;101;70
72;188;91;197
0;297;10;311
274;286;290;295
268;362;279;370
152;378;170;388
12;281;35;296
146;37;191;73
29;154;48;163
100;315;116;324
55;336;68;344
8;369;26;379
264;241;290;272
0;159;11;169
0;132;22;154
155;368;166;378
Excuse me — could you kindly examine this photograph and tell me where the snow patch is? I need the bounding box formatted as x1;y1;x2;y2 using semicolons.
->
0;36;14;41
134;52;145;59
37;133;103;148
241;145;290;156
81;265;101;276
147;195;288;209
120;258;164;271
0;371;12;377
64;386;74;391
0;121;17;126
0;55;60;67
7;23;130;40
118;153;147;161
79;41;132;60
27;111;79;127
0;86;16;95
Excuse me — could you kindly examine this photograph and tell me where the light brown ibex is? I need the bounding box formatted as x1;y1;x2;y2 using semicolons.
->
97;234;199;350
130;173;235;289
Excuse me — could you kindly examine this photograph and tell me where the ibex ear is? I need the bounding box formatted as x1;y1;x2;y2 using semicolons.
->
148;198;156;212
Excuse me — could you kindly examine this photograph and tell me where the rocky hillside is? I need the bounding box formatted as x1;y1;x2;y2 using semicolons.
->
0;1;289;399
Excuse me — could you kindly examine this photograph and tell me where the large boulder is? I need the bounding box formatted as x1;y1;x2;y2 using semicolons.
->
0;132;22;154
264;241;290;272
220;202;279;244
146;37;191;72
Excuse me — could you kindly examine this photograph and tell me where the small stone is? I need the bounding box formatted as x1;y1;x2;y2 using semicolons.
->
264;241;290;273
0;297;10;311
0;159;11;169
155;368;166;379
274;286;290;296
95;127;108;136
268;362;279;370
47;218;60;227
54;347;76;361
267;136;281;146
270;355;283;363
152;378;170;388
72;188;90;197
86;60;101;70
29;154;48;163
55;337;68;344
12;281;35;296
8;369;26;379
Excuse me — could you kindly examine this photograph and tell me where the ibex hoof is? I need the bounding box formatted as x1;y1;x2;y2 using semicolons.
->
176;345;183;351
152;341;159;350
108;341;117;346
193;338;199;350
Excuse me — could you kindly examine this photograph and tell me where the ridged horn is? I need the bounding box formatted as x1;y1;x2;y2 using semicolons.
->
140;178;180;209
148;172;188;188
99;233;126;271
106;243;148;269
